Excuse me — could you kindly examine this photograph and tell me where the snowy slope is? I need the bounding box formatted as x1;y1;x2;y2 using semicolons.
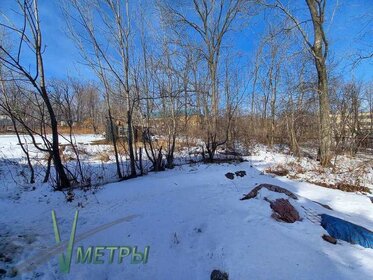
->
1;159;373;279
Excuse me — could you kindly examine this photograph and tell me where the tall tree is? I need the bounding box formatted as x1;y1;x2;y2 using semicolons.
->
0;0;70;188
264;0;332;166
162;0;246;161
64;0;137;178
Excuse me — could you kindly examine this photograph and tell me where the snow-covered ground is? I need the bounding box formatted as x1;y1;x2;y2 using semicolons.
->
0;134;131;189
0;134;103;160
1;135;373;279
252;145;373;192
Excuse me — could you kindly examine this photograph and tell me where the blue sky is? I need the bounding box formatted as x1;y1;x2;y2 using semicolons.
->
0;0;372;82
1;0;95;80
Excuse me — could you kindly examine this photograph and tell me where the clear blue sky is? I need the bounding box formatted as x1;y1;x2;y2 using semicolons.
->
0;0;372;82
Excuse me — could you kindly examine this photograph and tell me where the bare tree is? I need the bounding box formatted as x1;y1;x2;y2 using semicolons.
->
352;11;373;67
64;0;138;178
0;0;70;188
0;77;35;183
263;0;332;166
161;0;246;161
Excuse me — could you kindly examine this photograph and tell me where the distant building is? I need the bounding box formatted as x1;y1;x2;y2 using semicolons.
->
331;111;373;151
359;112;373;133
332;112;373;135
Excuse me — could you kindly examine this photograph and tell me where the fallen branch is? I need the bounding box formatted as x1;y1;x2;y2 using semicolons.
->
240;183;298;200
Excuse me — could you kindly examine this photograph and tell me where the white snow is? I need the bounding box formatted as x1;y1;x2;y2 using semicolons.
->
250;144;373;192
1;135;373;279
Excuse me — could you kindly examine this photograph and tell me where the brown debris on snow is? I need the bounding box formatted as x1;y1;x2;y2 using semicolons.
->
240;184;298;201
307;181;371;194
265;166;289;177
322;234;337;244
269;198;300;223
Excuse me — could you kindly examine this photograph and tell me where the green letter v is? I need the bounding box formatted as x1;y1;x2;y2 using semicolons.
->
51;210;79;273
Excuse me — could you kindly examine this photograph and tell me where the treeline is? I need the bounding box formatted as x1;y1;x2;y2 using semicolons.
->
0;0;372;189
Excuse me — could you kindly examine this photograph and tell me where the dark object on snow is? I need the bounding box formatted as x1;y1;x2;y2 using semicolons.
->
211;269;229;280
269;198;300;223
225;172;235;180
311;200;333;210
240;183;298;200
369;197;373;204
66;191;74;202
320;214;373;249
0;253;12;263
235;170;246;177
322;234;337;244
0;269;6;276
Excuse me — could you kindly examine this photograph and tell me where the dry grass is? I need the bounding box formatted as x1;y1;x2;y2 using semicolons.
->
90;139;110;145
310;165;325;175
305;180;371;194
57;126;96;135
287;162;306;174
265;165;289;177
94;152;111;162
61;152;75;162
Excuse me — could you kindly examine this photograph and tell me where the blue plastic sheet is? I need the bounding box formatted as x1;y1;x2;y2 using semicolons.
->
320;214;373;249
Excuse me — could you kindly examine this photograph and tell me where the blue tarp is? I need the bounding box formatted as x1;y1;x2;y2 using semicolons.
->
320;214;373;249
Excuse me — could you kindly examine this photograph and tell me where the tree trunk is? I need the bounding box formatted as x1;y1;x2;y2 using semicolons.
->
306;0;332;166
124;0;136;178
108;109;122;179
127;110;137;177
49;106;71;189
315;45;331;166
34;1;70;189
